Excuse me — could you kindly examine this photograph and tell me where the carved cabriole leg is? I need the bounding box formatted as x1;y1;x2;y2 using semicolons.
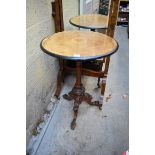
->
83;93;102;110
71;96;81;130
54;59;64;98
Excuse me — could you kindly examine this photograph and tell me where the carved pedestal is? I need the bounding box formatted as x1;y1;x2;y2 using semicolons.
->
63;61;102;130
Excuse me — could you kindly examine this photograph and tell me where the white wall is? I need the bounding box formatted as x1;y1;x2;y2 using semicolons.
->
62;0;79;30
80;0;100;14
26;0;58;144
62;0;100;30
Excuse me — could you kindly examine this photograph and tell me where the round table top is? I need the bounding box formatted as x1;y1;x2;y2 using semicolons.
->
41;30;118;61
69;14;108;30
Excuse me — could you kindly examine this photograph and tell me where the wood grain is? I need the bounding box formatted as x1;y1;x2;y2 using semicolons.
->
69;14;108;29
41;30;118;60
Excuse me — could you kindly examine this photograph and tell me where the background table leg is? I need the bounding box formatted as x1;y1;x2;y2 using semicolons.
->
54;59;64;98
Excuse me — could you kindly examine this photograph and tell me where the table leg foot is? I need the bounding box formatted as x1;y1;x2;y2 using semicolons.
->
83;93;102;110
89;101;102;110
63;93;74;101
71;119;76;130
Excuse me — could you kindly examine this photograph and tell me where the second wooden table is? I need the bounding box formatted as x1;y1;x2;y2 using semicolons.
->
69;14;108;31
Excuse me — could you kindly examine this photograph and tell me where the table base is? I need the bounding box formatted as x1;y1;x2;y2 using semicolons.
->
63;61;102;130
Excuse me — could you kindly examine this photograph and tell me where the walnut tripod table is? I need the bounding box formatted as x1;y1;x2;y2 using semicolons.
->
63;60;102;129
41;30;118;130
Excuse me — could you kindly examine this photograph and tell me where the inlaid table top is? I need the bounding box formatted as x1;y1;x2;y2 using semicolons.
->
41;30;118;60
69;14;108;29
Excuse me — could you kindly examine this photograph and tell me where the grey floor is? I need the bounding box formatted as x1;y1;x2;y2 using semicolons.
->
36;27;129;155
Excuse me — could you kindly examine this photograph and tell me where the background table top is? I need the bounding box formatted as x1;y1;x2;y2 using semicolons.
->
41;30;118;60
69;14;108;29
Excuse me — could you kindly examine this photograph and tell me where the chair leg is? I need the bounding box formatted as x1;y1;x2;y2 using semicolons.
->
101;78;106;96
54;59;64;98
99;78;107;107
54;69;63;98
97;77;100;88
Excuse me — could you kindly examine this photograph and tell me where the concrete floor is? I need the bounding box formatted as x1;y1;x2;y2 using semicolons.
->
34;27;129;155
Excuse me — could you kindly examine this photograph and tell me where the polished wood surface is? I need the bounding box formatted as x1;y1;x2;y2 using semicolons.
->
41;30;118;60
69;14;108;29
